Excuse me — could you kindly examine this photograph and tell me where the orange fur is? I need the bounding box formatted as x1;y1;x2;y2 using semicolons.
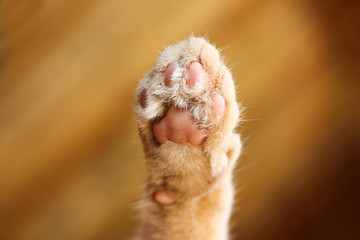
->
134;37;242;240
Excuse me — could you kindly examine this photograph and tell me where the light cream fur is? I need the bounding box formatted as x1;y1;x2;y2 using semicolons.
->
134;37;242;240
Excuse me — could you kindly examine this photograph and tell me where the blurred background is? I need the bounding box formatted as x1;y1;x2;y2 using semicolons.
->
1;0;359;239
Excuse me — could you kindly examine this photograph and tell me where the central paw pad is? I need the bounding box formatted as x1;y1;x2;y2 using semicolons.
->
153;107;206;146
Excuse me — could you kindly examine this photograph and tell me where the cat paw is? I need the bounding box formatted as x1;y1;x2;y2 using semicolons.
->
135;37;241;200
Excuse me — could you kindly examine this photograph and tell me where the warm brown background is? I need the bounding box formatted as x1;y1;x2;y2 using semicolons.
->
1;1;359;240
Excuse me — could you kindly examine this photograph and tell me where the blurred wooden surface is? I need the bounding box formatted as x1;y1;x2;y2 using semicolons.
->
0;1;359;240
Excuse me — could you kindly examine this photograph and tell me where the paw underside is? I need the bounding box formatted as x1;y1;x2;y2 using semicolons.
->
135;37;241;199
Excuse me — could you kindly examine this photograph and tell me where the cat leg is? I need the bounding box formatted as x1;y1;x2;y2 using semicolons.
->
134;37;242;240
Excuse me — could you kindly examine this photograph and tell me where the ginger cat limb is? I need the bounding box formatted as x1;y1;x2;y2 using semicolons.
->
134;37;242;240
